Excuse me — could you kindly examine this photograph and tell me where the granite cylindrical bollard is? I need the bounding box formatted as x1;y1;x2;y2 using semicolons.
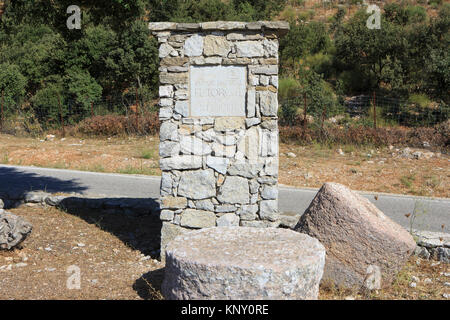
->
162;227;326;300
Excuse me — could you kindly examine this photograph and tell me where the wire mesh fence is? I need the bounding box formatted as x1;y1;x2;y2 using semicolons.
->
0;88;448;138
0;89;159;136
279;93;449;129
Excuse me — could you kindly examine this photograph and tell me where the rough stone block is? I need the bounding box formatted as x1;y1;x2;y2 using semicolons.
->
259;90;278;116
204;35;231;57
160;155;202;170
180;209;216;229
161;196;187;209
160;210;175;221
159;141;181;158
159;85;174;98
217;176;249;204
214;117;245;132
180;136;212;156
237;205;258;221
216;213;239;226
160;122;179;141
177;169;216;200
206;156;229;175
259;200;278;221
201;21;246;30
0;212;33;250
236;41;264;58
184;34;204;57
149;22;177;31
295;183;417;289
159;72;188;84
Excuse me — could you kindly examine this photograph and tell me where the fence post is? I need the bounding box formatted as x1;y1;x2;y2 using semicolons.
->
321;104;327;131
58;93;65;137
135;87;140;134
373;90;377;129
303;92;307;130
0;89;4;132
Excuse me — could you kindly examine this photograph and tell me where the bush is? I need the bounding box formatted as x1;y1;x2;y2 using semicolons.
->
408;93;431;108
429;0;442;6
305;53;334;79
278;77;301;100
31;83;65;128
66;68;103;121
0;62;27;114
279;124;448;148
71;112;159;137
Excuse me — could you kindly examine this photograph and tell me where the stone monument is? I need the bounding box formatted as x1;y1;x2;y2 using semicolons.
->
149;21;289;260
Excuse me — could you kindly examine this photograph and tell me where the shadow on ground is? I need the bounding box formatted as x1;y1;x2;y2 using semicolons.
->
133;268;165;300
59;198;161;257
0;166;162;257
0;166;87;200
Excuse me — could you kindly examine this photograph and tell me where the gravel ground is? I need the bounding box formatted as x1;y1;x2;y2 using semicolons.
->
0;206;164;300
0;206;448;300
1;134;448;198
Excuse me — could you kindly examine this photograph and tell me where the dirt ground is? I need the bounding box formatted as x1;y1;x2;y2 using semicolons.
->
0;206;448;300
0;206;164;300
0;134;448;198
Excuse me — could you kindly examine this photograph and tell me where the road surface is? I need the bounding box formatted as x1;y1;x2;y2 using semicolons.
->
0;164;448;232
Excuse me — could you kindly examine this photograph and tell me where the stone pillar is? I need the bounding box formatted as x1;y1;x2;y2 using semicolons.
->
149;21;289;260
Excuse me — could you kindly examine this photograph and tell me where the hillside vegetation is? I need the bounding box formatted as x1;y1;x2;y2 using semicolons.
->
0;0;448;133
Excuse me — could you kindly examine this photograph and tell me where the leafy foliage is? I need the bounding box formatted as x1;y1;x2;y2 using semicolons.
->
0;0;448;130
0;62;27;113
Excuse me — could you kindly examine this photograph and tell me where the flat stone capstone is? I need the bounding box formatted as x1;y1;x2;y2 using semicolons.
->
162;227;326;300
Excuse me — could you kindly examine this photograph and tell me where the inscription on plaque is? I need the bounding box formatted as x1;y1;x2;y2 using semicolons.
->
190;65;246;117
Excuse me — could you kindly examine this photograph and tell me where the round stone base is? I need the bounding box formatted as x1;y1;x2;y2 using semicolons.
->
162;227;325;300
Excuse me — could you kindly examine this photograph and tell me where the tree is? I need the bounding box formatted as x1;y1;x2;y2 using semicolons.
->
335;11;407;93
0;62;27;114
170;0;232;22
104;20;159;95
280;21;331;74
65;68;102;120
31;82;65;127
230;0;285;20
0;24;67;94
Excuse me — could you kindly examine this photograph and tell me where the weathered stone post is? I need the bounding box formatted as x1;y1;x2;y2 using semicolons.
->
149;21;289;260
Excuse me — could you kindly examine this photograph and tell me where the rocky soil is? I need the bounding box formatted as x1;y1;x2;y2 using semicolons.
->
1;134;448;198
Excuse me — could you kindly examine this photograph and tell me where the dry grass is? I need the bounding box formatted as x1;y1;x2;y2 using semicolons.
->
0;206;448;300
1;134;448;198
320;256;449;300
0;134;160;176
279;143;449;198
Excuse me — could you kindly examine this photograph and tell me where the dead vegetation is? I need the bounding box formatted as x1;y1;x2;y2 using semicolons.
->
320;256;449;300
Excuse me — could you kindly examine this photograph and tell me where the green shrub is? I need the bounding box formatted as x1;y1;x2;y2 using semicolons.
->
65;68;102;121
305;53;334;78
280;5;297;22
408;94;431;108
0;62;27;114
31;83;65;128
406;6;427;24
429;0;442;5
279;77;301;100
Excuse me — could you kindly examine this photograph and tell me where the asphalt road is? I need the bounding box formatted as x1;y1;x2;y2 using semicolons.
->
0;164;448;232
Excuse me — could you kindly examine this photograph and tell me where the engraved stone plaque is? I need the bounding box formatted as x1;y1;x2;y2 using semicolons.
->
190;65;246;117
